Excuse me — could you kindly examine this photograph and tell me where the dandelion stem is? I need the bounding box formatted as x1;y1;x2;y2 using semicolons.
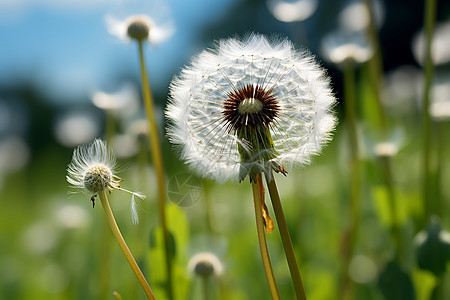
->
265;173;307;300
342;59;360;299
363;0;387;133
435;121;446;219
202;276;210;300
380;156;403;258
98;190;156;300
99;221;113;300
137;39;174;299
422;0;437;224
251;173;281;300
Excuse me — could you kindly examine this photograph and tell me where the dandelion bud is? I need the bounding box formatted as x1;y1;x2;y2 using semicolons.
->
188;252;223;278
127;19;150;41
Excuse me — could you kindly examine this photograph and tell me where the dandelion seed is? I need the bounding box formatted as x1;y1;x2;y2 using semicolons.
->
66;139;145;222
166;33;336;182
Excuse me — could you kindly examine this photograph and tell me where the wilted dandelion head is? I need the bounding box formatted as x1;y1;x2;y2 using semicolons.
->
66;139;144;223
188;252;223;277
166;33;336;183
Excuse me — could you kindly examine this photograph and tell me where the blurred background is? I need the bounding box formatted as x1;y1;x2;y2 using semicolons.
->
1;0;450;299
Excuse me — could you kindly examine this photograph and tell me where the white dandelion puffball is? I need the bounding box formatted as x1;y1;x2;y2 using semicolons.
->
166;34;336;183
106;14;175;45
66;139;144;224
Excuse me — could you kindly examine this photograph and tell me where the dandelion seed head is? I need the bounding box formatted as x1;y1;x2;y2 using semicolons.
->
374;142;398;158
166;34;336;182
106;13;174;46
66;139;145;222
127;18;150;41
321;30;373;65
83;163;113;194
188;252;223;277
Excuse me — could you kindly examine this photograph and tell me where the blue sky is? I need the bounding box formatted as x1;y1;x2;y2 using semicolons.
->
0;0;239;105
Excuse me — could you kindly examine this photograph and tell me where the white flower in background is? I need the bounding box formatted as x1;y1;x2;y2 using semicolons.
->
338;0;384;32
166;34;336;183
188;252;224;277
321;30;374;65
91;82;140;116
266;0;318;23
430;74;450;121
105;0;175;45
54;110;101;147
66;139;144;224
413;20;450;66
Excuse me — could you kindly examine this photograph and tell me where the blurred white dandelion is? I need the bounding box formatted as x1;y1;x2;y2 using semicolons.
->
321;30;374;65
188;252;224;277
266;0;318;23
166;34;336;183
338;0;385;32
430;74;450;121
66;139;144;224
413;20;450;66
105;0;175;45
91;82;140;117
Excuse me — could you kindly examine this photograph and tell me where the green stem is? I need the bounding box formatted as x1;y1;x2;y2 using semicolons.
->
342;59;360;300
265;172;307;300
99;220;112;300
202;276;210;300
422;0;437;223
380;156;403;258
98;190;156;300
363;0;387;134
137;39;174;299
435;121;446;219
251;173;281;300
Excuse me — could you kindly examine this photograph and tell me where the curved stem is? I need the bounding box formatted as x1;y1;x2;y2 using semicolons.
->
98;190;156;300
251;174;281;300
137;40;173;299
265;172;307;300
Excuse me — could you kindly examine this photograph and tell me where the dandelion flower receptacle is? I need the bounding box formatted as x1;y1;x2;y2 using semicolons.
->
166;34;336;183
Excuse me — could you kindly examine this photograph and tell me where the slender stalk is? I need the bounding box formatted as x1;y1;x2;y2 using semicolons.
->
422;0;437;223
251;173;281;300
137;39;174;299
435;121;446;219
202;276;210;300
98;190;156;300
341;59;360;300
363;0;386;133
265;172;307;300
99;221;112;300
380;156;403;258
